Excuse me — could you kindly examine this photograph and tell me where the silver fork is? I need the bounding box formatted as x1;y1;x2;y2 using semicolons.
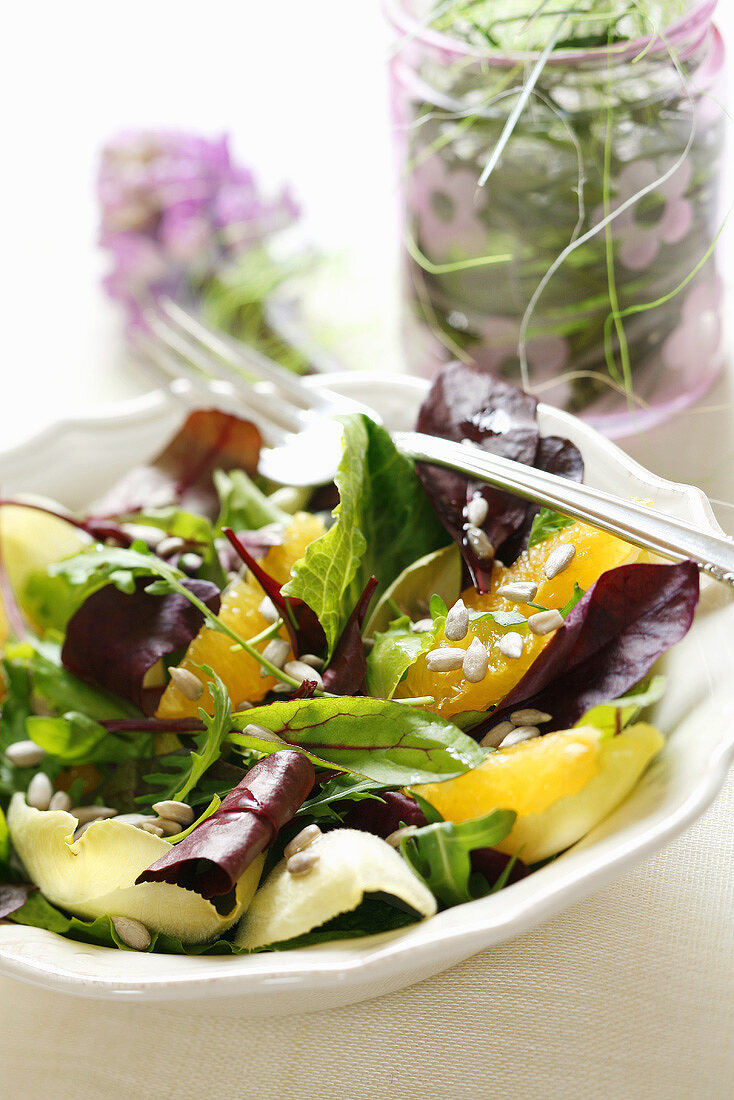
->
136;299;734;589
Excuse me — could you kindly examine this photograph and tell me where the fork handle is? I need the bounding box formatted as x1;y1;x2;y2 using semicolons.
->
395;432;734;589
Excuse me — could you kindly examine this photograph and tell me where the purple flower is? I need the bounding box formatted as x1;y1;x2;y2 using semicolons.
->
98;130;299;320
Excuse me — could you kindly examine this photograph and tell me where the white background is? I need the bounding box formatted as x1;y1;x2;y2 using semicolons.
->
1;0;731;464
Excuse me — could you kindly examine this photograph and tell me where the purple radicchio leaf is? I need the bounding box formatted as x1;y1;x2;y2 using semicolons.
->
321;576;378;696
0;883;37;919
61;577;221;715
473;560;699;736
136;750;315;898
415;362;583;590
94;409;262;520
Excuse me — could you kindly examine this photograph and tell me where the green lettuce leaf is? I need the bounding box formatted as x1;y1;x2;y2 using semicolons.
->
364;544;462;638
295;774;390;823
366;615;436;699
229;697;487;785
283;415;449;656
213;468;290;532
578;676;666;737
26;713;154;765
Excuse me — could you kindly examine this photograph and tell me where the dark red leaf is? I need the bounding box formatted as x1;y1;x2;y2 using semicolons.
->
343;791;427;836
498;436;584;563
0;883;36;919
95;409;262;520
223;527;326;656
475;560;699;736
322;576;378;696
470;849;528;888
415;362;583;589
62;578;221;714
136;750;315;899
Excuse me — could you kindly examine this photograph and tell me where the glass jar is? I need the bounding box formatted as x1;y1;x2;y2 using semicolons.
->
386;1;726;437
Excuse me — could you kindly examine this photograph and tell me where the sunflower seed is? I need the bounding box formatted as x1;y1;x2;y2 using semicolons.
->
510;709;552;726
466;495;489;527
425;648;466;672
112;916;151;951
479;721;515;748
499;725;540;748
287;849;320;876
156;536;185;558
152;800;195;826
260;638;291;677
154;817;183;837
528;609;564;635
27;772;54;810
273;682;295;693
49;791;72;812
180;552;203;572
411;618;434;633
169;667;204;701
5;740;45;768
463;637;489;683
72;805;118;825
497;582;538;603
543;542;576;580
300;653;325;669
258;596;280;624
116;813;157;827
466;525;494;562
284;824;322;860
498;632;524;659
284;660;324;689
140;822;166;836
242;723;286;744
445;598;470;641
234;700;254;712
386;825;420;848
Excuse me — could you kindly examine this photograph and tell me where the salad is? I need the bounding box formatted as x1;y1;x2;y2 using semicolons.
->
0;362;699;954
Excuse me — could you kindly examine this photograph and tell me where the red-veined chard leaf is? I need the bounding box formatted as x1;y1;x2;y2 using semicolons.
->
228;697;487;785
477;560;699;735
61;576;221;713
94;409;262;520
415;362;583;591
136;749;315;899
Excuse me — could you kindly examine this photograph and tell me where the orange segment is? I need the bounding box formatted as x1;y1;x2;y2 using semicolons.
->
397;521;641;718
156;512;325;718
413;723;664;863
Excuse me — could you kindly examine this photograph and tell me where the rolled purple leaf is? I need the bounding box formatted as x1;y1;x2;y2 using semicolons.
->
136;750;315;899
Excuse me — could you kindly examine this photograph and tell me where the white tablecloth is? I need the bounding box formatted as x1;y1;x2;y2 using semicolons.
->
1;2;733;1096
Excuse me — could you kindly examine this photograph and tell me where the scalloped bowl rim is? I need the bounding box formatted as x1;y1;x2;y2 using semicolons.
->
0;373;731;1009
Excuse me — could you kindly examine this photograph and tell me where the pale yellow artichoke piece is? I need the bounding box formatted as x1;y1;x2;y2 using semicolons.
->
236;828;437;951
7;794;263;944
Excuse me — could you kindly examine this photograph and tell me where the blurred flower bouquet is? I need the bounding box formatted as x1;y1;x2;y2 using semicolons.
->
98;129;307;371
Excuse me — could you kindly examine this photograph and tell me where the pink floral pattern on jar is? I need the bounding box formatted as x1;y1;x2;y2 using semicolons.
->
596;159;694;271
662;276;724;385
408;156;488;260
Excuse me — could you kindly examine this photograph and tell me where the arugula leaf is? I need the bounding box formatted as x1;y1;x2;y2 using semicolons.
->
430;594;448;619
171;668;233;801
213;469;290;533
366;615;436;699
50;541;182;600
527;508;576;548
229;697;487;785
400;808;516;907
284;415;449;656
295;774;390;823
166;795;221;844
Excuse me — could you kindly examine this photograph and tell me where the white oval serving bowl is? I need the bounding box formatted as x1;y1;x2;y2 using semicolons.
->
0;373;732;1013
